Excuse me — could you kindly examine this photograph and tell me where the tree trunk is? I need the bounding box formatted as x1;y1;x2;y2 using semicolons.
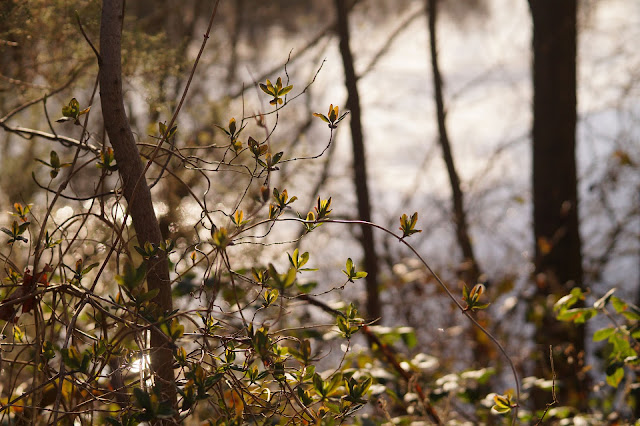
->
426;0;480;285
426;0;493;368
334;0;381;321
226;0;245;85
100;0;176;409
529;0;587;409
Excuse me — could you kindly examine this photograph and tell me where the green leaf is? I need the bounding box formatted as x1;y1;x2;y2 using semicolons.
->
621;310;640;321
155;403;176;419
17;221;30;234
313;373;325;396
400;328;417;349
115;262;147;296
81;262;99;275
50;151;61;168
137;288;160;304
556;307;597;324
272;151;283;164
553;287;584;312
279;85;293;96
283;267;297;288
491;393;513;415
61;347;83;370
62;98;80;118
345;258;353;272
326;373;343;396
167;318;184;341
343;258;365;282
133;387;153;411
296;281;317;294
593;327;616;342
611;296;628;314
400;212;422;237
313;112;330;123
159;121;178;139
42;341;56;360
299;251;309;268
263;288;279;306
259;83;273;96
297;387;314;406
606;366;624;387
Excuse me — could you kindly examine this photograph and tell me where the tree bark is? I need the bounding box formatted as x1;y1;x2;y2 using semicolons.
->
100;0;176;408
334;0;381;321
529;0;587;409
426;0;480;286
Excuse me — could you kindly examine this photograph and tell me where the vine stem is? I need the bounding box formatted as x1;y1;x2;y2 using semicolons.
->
284;216;520;423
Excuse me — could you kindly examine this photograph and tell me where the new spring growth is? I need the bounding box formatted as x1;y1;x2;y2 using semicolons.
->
313;104;349;129
462;283;490;312
57;97;90;125
399;212;422;238
259;77;293;106
36;150;71;178
216;117;245;153
491;392;516;415
342;258;367;283
300;197;332;233
97;147;118;172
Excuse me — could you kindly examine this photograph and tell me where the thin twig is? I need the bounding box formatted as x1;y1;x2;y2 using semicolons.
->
76;12;101;63
285;216;521;417
146;0;220;188
299;294;443;425
535;345;558;425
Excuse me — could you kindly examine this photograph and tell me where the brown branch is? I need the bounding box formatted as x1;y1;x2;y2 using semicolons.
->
99;0;176;409
0;122;99;154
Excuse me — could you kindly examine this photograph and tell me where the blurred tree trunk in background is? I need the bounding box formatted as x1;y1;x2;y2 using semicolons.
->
334;0;381;322
529;0;588;409
426;0;493;368
425;0;480;285
226;0;245;85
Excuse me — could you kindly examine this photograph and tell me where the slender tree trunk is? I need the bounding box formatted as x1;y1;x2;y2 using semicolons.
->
529;0;587;409
426;0;480;285
425;0;494;369
334;0;381;321
226;0;244;85
100;0;176;409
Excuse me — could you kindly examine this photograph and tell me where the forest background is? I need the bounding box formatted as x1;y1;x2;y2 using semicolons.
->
0;0;638;424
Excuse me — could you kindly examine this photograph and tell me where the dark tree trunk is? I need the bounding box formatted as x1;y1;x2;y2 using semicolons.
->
100;0;176;409
426;0;479;285
529;0;587;409
426;0;493;369
226;0;245;85
334;0;381;321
